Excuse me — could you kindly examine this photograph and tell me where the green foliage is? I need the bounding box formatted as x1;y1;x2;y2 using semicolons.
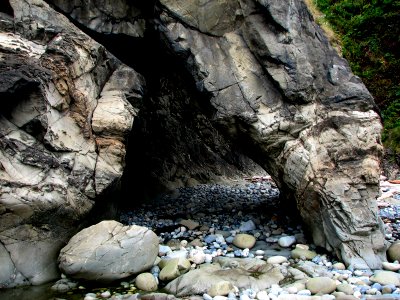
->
312;0;400;152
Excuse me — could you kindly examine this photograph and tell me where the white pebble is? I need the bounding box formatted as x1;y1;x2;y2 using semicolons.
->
240;294;251;300
84;294;97;300
297;290;311;296
101;290;111;298
286;287;298;294
267;294;277;300
354;270;364;276
267;256;287;264
242;248;250;257
203;293;213;300
353;291;362;298
256;291;270;300
278;236;296;248
205;254;213;263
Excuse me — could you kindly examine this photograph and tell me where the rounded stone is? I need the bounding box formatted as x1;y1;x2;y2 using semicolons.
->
135;273;158;292
382;262;400;272
306;277;337;294
291;248;317;260
267;256;288;264
382;285;394;294
388;242;400;262
233;234;256;249
278;236;296;248
58;221;158;282
256;290;270;300
370;270;400;286
336;283;354;295
208;280;234;297
332;262;346;270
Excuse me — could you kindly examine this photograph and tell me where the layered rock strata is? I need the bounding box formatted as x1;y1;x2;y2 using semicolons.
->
0;0;144;287
155;0;386;269
0;0;388;288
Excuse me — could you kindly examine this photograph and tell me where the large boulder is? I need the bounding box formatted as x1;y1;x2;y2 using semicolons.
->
156;0;386;269
165;257;284;297
58;221;159;281
0;0;144;287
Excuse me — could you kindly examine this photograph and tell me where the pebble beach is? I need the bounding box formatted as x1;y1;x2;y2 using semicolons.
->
19;176;400;300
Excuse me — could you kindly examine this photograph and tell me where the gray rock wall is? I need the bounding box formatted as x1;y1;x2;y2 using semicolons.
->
0;0;387;287
155;0;386;269
0;0;144;287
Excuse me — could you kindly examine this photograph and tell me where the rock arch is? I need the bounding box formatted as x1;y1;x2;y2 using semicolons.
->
0;0;386;288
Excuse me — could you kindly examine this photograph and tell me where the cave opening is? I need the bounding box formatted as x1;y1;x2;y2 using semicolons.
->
46;1;305;241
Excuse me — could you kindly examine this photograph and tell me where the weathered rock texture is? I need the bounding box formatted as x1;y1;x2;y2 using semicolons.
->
165;257;284;297
155;0;386;269
0;0;387;287
58;221;158;281
48;0;146;37
0;0;144;287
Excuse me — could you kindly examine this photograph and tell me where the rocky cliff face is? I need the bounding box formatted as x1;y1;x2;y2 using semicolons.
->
0;0;386;287
0;0;145;287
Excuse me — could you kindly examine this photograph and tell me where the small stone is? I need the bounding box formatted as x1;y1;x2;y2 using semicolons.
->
333;262;346;270
135;273;158;292
295;244;309;250
306;277;337;294
370;270;400;286
382;285;394;294
239;220;256;232
233;234;256;249
388;242;400;262
353;291;361;298
204;235;217;244
203;293;213;300
180;219;200;230
291;248;317;260
159;258;191;281
84;293;98;300
336;283;354;295
101;290;111;298
297;290;311;296
267;256;287;264
240;294;251;300
159;245;172;256
285;287;297;294
382;262;400;272
215;296;228;300
190;249;206;264
208;281;235;297
256;290;270;300
278;236;296;248
205;254;213;263
321;295;335;300
371;283;382;291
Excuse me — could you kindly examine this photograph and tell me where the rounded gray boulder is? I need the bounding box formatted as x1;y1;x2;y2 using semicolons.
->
58;220;158;282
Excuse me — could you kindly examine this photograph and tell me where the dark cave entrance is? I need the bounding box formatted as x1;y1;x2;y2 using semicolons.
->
50;6;302;225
